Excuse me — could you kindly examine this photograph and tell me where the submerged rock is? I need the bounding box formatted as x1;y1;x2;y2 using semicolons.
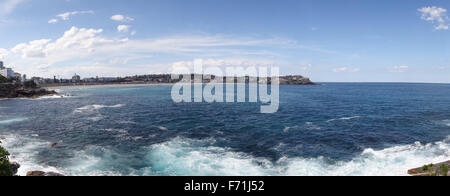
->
26;171;64;176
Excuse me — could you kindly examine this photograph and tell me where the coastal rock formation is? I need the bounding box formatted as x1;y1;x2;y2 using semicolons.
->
408;161;449;176
279;76;315;85
0;83;57;99
26;171;65;176
10;162;20;175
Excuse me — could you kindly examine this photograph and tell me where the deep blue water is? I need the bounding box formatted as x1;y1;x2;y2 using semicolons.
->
0;83;449;176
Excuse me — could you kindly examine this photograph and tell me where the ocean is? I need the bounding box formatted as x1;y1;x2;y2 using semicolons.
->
0;83;449;176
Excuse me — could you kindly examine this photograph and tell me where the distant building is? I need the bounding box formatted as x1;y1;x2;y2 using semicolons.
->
0;61;14;78
14;72;22;81
0;63;14;79
72;74;81;83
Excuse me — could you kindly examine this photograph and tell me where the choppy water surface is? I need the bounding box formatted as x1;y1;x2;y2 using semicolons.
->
0;83;449;176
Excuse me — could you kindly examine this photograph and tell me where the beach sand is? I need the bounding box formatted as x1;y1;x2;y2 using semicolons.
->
45;83;173;90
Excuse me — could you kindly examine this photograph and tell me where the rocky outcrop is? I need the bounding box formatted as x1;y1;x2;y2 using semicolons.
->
10;162;20;175
0;83;57;99
408;161;449;176
26;171;65;176
279;76;315;85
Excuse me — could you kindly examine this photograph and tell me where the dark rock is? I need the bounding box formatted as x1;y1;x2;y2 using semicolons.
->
50;143;58;148
26;171;64;176
279;76;316;85
44;172;65;176
0;83;57;99
10;162;20;175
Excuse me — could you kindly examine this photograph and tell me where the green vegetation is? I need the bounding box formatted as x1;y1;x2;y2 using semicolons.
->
0;75;12;83
440;165;449;176
23;80;37;89
0;146;13;176
422;164;434;172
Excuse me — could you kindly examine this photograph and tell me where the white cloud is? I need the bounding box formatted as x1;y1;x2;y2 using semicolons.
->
435;23;449;30
389;65;409;73
333;67;360;73
117;25;131;33
418;6;449;30
4;26;307;78
48;19;58;24
12;39;51;58
11;27;122;62
0;48;9;59
333;67;348;72
111;14;134;22
48;10;94;24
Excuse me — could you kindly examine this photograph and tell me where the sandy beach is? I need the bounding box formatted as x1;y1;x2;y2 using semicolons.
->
45;83;174;90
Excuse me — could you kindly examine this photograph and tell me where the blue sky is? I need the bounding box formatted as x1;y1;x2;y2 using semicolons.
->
0;0;449;82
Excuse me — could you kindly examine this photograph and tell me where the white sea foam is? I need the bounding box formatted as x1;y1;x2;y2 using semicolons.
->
146;136;450;176
157;126;169;131
2;133;449;176
88;115;104;122
0;134;63;176
34;94;71;100
1;134;123;176
283;123;321;132
327;116;362;122
74;104;125;113
442;120;450;127
0;118;28;125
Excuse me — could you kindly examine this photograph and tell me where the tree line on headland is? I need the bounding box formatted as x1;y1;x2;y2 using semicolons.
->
0;75;57;99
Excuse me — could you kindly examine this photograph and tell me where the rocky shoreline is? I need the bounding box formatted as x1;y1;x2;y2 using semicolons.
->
0;83;58;99
0;137;64;176
408;161;449;176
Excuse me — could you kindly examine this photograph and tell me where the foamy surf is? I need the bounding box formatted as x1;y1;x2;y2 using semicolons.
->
0;118;28;125
145;136;450;176
0;134;63;176
74;104;125;113
327;116;362;122
1;133;449;176
34;94;71;100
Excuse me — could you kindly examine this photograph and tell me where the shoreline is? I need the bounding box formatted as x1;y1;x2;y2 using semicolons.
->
45;83;174;90
44;82;314;90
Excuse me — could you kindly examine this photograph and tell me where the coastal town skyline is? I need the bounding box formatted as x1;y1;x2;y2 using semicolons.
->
0;0;449;83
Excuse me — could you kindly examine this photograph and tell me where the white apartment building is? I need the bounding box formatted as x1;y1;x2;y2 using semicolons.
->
0;61;16;79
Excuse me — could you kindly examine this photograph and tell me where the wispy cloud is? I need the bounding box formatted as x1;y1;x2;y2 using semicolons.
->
117;25;131;33
418;6;449;30
111;14;134;22
333;67;360;73
48;10;94;24
0;0;25;22
0;0;24;15
389;65;409;73
4;26;305;77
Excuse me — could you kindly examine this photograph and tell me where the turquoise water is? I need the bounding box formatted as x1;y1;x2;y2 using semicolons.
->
0;83;449;176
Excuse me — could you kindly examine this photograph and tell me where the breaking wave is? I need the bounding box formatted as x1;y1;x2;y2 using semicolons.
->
145;136;450;176
1;134;448;176
0;118;28;125
74;104;125;113
327;116;362;122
